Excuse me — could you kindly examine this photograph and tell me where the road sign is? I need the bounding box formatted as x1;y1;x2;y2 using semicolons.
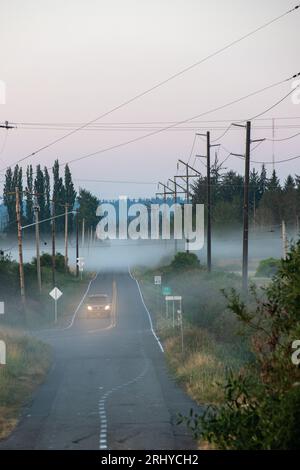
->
165;295;181;301
49;287;63;324
49;287;63;300
162;286;171;296
154;275;161;285
77;257;85;269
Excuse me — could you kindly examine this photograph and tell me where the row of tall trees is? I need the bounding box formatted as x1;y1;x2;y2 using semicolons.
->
3;160;76;234
192;162;300;230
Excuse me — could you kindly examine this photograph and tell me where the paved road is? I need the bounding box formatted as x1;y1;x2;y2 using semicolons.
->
0;271;199;450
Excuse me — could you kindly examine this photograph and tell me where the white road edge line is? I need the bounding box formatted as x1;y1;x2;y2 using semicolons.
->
127;266;164;353
62;272;99;330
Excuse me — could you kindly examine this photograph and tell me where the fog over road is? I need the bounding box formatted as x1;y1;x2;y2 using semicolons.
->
0;271;198;450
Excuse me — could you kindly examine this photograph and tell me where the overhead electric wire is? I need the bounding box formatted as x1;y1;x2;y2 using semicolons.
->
10;115;300;126
2;3;299;171
249;85;299;120
187;134;198;164
251;154;300;165
266;130;300;142
58;74;299;169
73;178;156;185
211;123;233;143
211;78;300;144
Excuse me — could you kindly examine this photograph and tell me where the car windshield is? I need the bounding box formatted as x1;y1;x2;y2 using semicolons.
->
88;295;108;305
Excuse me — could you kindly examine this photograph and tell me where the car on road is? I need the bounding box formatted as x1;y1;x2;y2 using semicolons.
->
86;294;112;318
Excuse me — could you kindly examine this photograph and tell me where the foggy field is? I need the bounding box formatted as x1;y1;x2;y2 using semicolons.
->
0;228;285;274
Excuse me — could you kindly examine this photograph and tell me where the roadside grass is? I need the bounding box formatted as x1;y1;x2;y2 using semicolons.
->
137;265;251;405
0;327;51;440
162;327;246;405
0;256;94;440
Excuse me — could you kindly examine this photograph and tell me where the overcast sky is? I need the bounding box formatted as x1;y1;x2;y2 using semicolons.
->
0;0;299;198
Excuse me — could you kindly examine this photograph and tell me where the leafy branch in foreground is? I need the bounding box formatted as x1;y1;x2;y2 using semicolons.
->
179;241;300;450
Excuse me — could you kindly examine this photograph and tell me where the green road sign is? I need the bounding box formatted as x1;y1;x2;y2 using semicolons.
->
162;286;172;296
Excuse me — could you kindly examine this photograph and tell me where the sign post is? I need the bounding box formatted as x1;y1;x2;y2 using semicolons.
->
49;287;63;323
154;275;162;315
165;296;182;328
77;257;85;280
162;287;171;318
0;301;5;365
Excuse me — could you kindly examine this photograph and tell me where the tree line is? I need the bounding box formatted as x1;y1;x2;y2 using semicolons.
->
192;160;300;231
2;160;99;235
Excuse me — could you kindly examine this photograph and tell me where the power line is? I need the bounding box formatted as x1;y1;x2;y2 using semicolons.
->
211;79;300;144
10;116;300;126
2;4;299;170
58;74;299;169
73;178;156;185
266;130;300;142
251;154;300;165
249;85;299;120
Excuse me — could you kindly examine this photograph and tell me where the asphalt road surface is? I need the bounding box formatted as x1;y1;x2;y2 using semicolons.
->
0;271;200;450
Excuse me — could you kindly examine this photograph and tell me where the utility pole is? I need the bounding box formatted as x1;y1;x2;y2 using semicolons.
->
243;121;251;292
169;178;186;254
51;202;56;287
76;209;79;278
15;187;25;304
34;201;42;293
169;179;178;253
64;203;69;272
231;122;264;292
253;193;256;233
158;182;170;248
185;163;190;253
206;132;211;270
195;134;220;272
89;226;93;248
81;218;85;249
272;118;275;172
177;161;201;253
282;220;288;259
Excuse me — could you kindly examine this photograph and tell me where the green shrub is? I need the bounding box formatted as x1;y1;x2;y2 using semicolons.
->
32;252;65;272
255;257;280;277
180;241;300;449
170;252;200;270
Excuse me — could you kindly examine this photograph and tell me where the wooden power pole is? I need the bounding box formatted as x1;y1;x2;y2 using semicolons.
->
76;209;79;278
64;203;69;271
282;220;288;259
242;121;251;292
206;131;211;272
51;203;56;287
15;187;25;304
232;121;264;292
34;202;42;293
195;133;219;272
81;218;85;249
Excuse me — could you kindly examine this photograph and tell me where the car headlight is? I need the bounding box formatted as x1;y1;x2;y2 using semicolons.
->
104;305;110;310
87;305;93;311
